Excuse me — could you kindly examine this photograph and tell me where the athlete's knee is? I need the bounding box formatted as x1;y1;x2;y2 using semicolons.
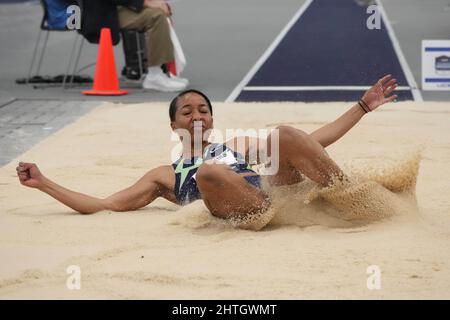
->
276;125;309;147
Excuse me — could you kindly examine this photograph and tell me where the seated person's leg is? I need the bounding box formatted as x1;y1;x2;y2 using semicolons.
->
117;6;187;91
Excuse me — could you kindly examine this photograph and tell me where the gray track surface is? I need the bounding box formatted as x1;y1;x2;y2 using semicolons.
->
1;0;449;102
0;0;306;102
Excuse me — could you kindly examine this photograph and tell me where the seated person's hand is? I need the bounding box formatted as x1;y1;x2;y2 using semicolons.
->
144;0;172;17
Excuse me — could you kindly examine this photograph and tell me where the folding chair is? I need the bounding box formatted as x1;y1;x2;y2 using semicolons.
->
26;0;85;89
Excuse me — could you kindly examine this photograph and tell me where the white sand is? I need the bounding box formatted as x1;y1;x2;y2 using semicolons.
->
0;101;449;299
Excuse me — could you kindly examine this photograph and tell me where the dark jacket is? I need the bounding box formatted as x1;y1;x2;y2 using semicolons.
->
79;0;144;45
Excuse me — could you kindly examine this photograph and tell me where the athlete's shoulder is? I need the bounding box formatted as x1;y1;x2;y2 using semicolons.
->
154;165;176;175
147;165;176;190
145;165;177;203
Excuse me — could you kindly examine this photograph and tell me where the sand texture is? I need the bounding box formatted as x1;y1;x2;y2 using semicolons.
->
1;101;449;299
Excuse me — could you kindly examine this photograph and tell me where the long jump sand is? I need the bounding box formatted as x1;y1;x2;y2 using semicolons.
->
0;101;449;299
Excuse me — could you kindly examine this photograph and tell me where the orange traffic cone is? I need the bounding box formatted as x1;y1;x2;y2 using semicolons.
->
83;28;128;96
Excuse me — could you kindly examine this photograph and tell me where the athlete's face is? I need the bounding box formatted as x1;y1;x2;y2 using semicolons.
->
171;93;213;142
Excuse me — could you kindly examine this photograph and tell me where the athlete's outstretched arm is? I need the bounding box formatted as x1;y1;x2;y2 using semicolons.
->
310;74;398;148
16;162;174;214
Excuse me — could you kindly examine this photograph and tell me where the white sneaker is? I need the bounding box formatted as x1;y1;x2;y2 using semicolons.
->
142;68;187;92
169;73;189;87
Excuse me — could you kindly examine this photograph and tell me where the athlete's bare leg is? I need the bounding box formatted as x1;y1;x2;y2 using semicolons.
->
266;125;344;187
196;164;269;219
197;126;343;219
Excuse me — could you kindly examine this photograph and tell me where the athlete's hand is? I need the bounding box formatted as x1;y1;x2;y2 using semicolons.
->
16;162;45;189
361;74;398;111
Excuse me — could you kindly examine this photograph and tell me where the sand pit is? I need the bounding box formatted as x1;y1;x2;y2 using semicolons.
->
1;101;449;299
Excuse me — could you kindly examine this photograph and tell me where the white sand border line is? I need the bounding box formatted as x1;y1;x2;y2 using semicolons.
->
242;86;412;91
225;0;314;103
376;0;423;102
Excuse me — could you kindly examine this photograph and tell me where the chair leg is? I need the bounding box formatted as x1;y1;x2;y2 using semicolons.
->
62;33;79;89
26;29;43;84
68;35;85;89
135;31;144;80
35;30;49;77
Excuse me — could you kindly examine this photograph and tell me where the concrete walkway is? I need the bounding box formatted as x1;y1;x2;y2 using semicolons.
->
0;99;98;166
